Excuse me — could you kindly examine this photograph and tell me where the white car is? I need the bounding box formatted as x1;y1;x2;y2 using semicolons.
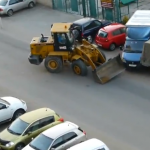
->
0;0;36;16
0;96;27;124
23;121;87;150
67;138;110;150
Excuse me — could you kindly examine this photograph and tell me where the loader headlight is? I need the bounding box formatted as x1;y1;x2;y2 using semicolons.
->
6;142;14;147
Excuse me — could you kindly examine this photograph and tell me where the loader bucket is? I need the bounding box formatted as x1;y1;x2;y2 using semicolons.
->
93;54;125;84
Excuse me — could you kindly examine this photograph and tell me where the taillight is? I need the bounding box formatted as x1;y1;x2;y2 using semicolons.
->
58;118;64;122
0;8;3;11
78;127;86;135
81;33;84;37
83;131;86;135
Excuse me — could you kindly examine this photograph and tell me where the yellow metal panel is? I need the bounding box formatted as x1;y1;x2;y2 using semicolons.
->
51;23;72;33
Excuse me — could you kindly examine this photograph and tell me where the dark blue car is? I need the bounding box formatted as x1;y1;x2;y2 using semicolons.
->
71;17;111;43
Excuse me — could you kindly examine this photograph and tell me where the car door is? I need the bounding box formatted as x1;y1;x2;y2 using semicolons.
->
120;27;126;45
50;136;66;150
62;132;78;149
0;103;11;122
39;116;56;132
112;29;123;46
83;20;102;38
8;0;23;11
22;120;42;145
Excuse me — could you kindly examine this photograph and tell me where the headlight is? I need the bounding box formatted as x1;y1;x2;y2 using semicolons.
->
122;57;126;63
5;142;14;147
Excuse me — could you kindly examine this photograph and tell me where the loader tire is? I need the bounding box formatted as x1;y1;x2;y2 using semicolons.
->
44;56;63;73
72;59;88;76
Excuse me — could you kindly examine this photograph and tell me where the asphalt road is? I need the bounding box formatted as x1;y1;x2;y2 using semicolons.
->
0;5;150;150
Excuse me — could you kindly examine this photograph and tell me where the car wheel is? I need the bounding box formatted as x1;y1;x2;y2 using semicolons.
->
12;109;25;121
28;2;35;8
7;9;13;17
109;43;116;51
15;143;25;150
87;35;93;43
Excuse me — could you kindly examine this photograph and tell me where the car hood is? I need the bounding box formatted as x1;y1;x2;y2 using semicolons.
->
22;144;34;150
1;96;22;105
0;128;19;143
122;52;142;61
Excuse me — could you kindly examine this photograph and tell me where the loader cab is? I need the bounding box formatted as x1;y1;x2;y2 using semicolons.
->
51;23;75;51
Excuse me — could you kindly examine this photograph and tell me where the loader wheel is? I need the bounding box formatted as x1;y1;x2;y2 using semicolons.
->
45;56;63;73
72;59;88;76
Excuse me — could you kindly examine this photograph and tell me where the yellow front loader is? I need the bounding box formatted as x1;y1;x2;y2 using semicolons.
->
28;23;125;84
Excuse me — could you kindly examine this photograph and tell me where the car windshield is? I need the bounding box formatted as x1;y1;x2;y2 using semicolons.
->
0;0;8;6
98;30;108;38
8;118;29;135
124;40;147;52
29;134;54;150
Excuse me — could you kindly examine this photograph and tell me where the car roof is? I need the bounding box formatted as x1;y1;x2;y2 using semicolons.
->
67;138;106;150
43;121;79;139
73;17;95;25
101;23;125;33
20;108;55;123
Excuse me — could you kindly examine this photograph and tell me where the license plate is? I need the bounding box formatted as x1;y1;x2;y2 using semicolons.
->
129;64;137;67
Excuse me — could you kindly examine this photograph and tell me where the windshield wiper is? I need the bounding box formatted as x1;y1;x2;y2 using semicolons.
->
29;144;41;150
7;128;21;135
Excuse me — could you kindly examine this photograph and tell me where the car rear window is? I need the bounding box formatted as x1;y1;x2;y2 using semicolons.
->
98;30;108;38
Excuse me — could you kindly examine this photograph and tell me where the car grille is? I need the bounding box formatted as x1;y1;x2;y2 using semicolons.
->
0;138;10;146
126;60;140;65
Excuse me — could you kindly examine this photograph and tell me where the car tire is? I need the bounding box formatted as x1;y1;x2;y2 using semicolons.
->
12;109;25;121
7;9;13;17
15;143;25;150
87;35;93;43
28;2;35;8
44;56;63;73
109;43;116;51
72;59;88;76
72;29;80;39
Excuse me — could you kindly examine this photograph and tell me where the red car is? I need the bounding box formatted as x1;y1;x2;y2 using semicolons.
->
95;23;126;51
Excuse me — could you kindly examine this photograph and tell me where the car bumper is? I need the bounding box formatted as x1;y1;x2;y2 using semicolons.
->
0;145;15;150
95;40;109;49
28;53;43;65
123;61;142;68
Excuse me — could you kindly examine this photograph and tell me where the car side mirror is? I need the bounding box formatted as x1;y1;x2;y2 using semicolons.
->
119;46;123;51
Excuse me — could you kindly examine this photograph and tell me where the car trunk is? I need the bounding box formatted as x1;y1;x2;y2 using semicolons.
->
96;30;108;43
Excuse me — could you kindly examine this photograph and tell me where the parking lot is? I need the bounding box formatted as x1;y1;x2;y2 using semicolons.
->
0;4;150;150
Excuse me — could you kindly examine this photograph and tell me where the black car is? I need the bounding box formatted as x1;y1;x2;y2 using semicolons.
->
71;17;112;43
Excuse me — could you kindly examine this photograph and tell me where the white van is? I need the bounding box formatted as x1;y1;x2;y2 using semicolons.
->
67;138;110;150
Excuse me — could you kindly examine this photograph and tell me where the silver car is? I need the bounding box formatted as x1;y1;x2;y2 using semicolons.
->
22;121;87;150
0;0;36;16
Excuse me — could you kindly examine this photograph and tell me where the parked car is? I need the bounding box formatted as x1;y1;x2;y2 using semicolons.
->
0;108;64;150
22;121;87;150
71;17;111;43
67;138;110;150
95;23;126;51
0;96;27;124
0;0;36;16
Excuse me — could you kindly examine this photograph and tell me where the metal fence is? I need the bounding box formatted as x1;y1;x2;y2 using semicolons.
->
52;0;103;19
52;0;150;23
